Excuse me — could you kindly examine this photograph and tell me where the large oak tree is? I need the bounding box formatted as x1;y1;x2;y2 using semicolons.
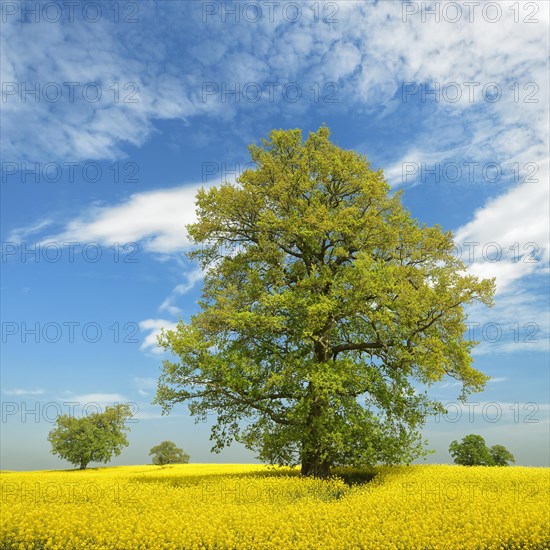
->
155;127;495;477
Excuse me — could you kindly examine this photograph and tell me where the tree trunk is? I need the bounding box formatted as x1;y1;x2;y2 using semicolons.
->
301;376;331;478
301;452;331;478
79;462;87;470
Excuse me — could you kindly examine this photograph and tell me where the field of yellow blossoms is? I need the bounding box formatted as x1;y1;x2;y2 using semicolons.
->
1;463;548;549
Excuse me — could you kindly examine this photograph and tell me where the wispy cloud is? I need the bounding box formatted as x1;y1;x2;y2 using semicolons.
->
4;1;547;164
159;268;204;315
8;183;204;253
7;219;54;242
66;393;128;405
1;3;219;163
487;377;509;384
466;282;550;355
133;377;158;397
454;159;549;296
2;388;45;396
139;319;178;354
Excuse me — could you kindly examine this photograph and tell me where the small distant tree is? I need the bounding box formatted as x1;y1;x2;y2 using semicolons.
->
48;404;133;470
489;444;515;466
149;441;190;465
449;434;493;466
449;434;514;466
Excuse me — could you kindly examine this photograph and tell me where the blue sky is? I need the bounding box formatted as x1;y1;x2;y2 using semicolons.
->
1;0;549;470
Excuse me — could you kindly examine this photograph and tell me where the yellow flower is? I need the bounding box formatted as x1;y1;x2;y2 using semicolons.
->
0;464;548;549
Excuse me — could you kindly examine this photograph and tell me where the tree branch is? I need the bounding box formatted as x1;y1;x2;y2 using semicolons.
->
331;342;385;354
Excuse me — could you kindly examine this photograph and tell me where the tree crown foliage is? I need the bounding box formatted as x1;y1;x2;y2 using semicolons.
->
48;404;132;469
449;434;515;466
155;126;495;477
149;440;190;465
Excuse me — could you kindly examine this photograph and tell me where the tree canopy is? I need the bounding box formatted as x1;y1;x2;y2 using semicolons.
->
489;444;516;466
449;434;515;466
155;126;495;477
149;440;190;465
48;404;133;469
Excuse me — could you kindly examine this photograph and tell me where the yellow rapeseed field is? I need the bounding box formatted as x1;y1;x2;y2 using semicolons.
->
1;464;548;549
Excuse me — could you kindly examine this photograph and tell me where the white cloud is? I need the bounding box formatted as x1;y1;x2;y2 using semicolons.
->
322;41;362;80
139;319;178;354
159;268;204;315
466;286;550;355
66;393;128;405
451;155;549;355
133;377;157;390
383;147;459;188
0;6;220;162
132;409;165;420
454;159;549;295
3;388;45;396
7;219;54;242
7;181;214;336
132;377;158;397
9;183;205;254
487;377;508;384
3;1;548;164
7;182;208;337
